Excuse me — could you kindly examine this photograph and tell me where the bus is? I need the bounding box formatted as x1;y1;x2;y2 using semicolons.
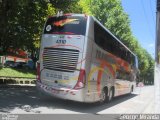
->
36;13;139;103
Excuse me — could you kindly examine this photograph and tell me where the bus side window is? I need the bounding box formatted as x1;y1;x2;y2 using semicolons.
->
94;22;104;49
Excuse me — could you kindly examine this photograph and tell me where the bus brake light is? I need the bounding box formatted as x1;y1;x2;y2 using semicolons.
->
74;69;86;90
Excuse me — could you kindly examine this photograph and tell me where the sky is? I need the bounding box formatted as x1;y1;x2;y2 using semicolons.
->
121;0;156;58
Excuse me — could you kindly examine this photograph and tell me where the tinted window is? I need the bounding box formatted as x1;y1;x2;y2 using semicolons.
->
94;22;135;64
44;16;87;35
116;70;130;80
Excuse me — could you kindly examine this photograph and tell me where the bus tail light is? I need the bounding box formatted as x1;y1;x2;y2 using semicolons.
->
36;62;41;81
74;69;86;90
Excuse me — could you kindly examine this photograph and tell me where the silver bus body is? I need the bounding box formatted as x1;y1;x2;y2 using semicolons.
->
36;14;138;103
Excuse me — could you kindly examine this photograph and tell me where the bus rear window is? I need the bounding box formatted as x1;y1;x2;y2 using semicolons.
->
44;16;87;35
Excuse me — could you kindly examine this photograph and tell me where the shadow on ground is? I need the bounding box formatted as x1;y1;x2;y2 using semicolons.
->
0;86;137;114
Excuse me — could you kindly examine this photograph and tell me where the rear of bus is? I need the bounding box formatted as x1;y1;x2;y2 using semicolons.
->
36;14;88;102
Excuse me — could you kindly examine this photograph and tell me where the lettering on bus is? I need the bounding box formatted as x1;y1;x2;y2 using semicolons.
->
96;50;105;60
46;73;69;80
56;40;66;44
95;50;116;64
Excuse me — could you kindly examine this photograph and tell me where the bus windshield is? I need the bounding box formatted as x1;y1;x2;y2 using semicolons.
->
44;16;87;35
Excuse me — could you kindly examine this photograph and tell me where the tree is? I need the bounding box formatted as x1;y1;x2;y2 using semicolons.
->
78;0;154;84
0;0;79;53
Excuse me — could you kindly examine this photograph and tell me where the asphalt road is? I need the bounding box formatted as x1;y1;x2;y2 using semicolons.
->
0;85;155;114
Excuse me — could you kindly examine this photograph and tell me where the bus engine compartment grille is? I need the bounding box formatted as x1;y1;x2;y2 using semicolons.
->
43;48;79;72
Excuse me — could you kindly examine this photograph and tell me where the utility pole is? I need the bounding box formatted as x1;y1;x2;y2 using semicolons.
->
155;0;160;113
156;0;160;63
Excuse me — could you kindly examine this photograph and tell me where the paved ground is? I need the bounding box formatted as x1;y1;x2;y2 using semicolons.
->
0;85;155;114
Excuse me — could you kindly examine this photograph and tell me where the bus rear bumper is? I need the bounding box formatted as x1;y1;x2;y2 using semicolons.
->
36;81;85;102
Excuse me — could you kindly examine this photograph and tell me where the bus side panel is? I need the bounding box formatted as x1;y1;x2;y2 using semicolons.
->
79;16;99;102
83;17;136;101
90;43;115;101
82;17;112;102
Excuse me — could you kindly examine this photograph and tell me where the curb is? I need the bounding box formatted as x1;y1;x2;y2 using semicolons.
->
0;77;36;85
0;84;36;88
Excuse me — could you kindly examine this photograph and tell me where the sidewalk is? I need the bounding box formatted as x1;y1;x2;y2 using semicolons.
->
154;64;160;113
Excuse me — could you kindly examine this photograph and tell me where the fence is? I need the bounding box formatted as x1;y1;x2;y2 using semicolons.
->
0;76;36;85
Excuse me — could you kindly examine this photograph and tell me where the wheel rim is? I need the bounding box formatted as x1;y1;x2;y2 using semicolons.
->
109;90;112;101
100;90;106;102
130;87;133;93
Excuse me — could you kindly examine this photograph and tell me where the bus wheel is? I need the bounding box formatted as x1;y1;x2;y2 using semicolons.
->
100;88;108;103
130;86;133;94
108;88;113;102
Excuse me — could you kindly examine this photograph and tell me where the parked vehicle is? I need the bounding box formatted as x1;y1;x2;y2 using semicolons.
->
4;60;28;69
4;61;15;68
14;62;27;68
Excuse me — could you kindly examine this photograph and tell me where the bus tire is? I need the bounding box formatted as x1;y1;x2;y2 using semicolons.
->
99;87;113;103
99;87;108;103
130;86;134;94
108;87;114;102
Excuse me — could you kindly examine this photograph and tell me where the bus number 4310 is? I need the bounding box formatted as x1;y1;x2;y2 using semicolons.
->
56;40;66;44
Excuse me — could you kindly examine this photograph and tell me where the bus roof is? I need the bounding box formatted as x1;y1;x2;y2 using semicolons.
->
50;13;87;18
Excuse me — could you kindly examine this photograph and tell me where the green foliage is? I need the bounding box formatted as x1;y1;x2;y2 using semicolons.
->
78;0;92;14
49;0;78;12
0;68;36;78
0;0;79;52
78;0;154;84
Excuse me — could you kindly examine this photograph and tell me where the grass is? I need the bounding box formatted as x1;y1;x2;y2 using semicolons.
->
0;68;36;78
